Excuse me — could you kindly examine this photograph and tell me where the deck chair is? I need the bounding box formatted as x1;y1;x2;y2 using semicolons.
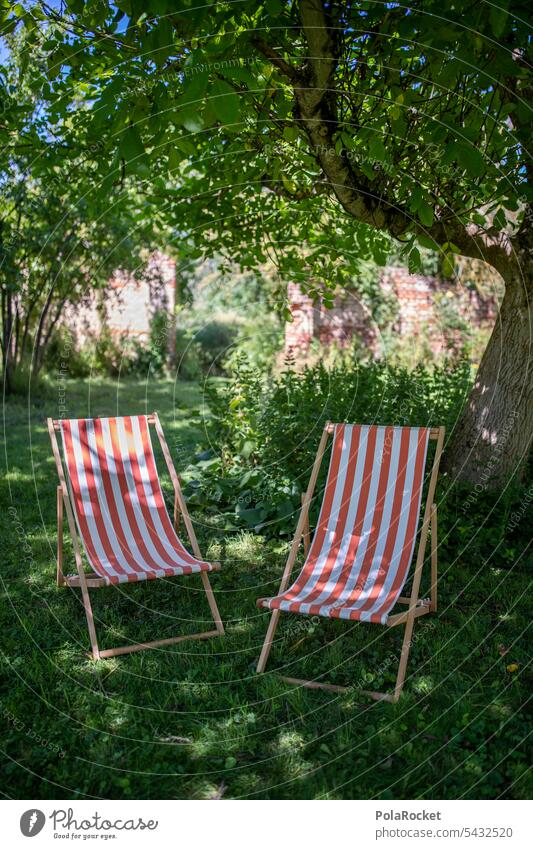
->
256;422;445;702
47;412;224;660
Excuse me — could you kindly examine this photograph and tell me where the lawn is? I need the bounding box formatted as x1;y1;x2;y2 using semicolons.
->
1;377;531;800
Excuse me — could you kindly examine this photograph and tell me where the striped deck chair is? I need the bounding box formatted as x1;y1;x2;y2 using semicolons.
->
47;412;224;660
256;422;445;702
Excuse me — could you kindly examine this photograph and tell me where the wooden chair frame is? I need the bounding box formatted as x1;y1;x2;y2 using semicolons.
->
48;412;224;660
256;423;445;703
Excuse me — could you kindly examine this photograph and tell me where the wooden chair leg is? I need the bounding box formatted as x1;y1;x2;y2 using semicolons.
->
75;571;223;660
301;493;310;557
173;491;180;533
56;485;65;587
257;609;281;673
96;627;221;659
78;582;100;660
201;571;224;635
430;503;438;612
393;614;416;702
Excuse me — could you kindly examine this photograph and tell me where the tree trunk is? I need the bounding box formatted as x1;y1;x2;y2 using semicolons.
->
1;288;14;395
32;278;56;376
443;259;533;486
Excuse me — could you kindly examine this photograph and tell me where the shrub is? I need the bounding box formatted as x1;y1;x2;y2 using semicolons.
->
43;327;92;378
174;327;203;380
227;316;283;373
193;320;239;375
45;313;199;380
146;310;172;375
46;325;138;378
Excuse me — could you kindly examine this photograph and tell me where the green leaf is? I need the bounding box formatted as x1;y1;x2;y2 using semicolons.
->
168;145;182;173
281;173;297;193
236;506;266;526
173;135;196;156
456;144;486;178
372;244;388;266
239;439;255;459
101;148;120;193
409;183;423;213
178;70;209;107
408;247;421;274
418;233;439;251
369;135;387;163
442;253;455;278
152;17;174;65
210;79;240;126
418;201;434;228
283;125;299;143
119;126;144;162
490;2;509;37
179;108;204;133
493;207;507;231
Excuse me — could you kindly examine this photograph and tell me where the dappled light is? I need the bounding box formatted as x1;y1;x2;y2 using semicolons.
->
0;0;531;813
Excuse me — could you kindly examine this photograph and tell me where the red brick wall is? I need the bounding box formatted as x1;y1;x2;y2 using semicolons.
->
285;265;500;358
66;252;176;349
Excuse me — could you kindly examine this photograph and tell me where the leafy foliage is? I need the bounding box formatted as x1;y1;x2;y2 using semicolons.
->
0;36;164;391
3;1;529;286
182;354;472;533
1;1;531;482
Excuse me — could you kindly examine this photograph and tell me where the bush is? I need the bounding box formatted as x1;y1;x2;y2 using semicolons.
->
43;327;92;378
193;320;239;375
123;310;174;377
174;327;203;380
182;353;473;535
45;325;140;378
45;313;188;379
227;315;283;373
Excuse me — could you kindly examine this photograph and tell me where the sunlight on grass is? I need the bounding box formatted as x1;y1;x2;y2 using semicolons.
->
2;376;531;800
4;470;32;482
488;702;513;719
413;675;435;695
274;731;314;780
276;731;305;755
226;619;253;635
224;531;264;560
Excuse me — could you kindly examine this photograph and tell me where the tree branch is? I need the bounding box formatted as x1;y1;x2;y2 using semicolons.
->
253;0;513;282
251;37;302;83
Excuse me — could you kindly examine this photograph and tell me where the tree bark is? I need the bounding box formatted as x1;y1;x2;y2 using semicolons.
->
1;288;14;395
443;258;533;485
32;276;57;376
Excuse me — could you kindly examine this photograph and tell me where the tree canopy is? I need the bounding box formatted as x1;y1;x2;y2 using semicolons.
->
0;31;165;388
3;1;529;281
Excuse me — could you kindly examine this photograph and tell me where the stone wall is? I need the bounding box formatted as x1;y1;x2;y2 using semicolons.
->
66;253;501;365
66;252;176;350
285;264;501;359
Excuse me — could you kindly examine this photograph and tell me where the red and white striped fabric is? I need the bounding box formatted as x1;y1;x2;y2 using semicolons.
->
261;424;430;624
60;415;213;585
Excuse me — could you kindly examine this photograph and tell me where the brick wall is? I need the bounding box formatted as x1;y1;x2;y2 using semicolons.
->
285;264;500;359
67;254;501;364
66;251;176;350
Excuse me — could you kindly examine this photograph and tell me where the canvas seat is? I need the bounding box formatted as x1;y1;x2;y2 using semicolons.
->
59;415;214;585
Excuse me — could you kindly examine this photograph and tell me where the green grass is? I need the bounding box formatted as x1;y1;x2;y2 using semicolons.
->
1;377;531;799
